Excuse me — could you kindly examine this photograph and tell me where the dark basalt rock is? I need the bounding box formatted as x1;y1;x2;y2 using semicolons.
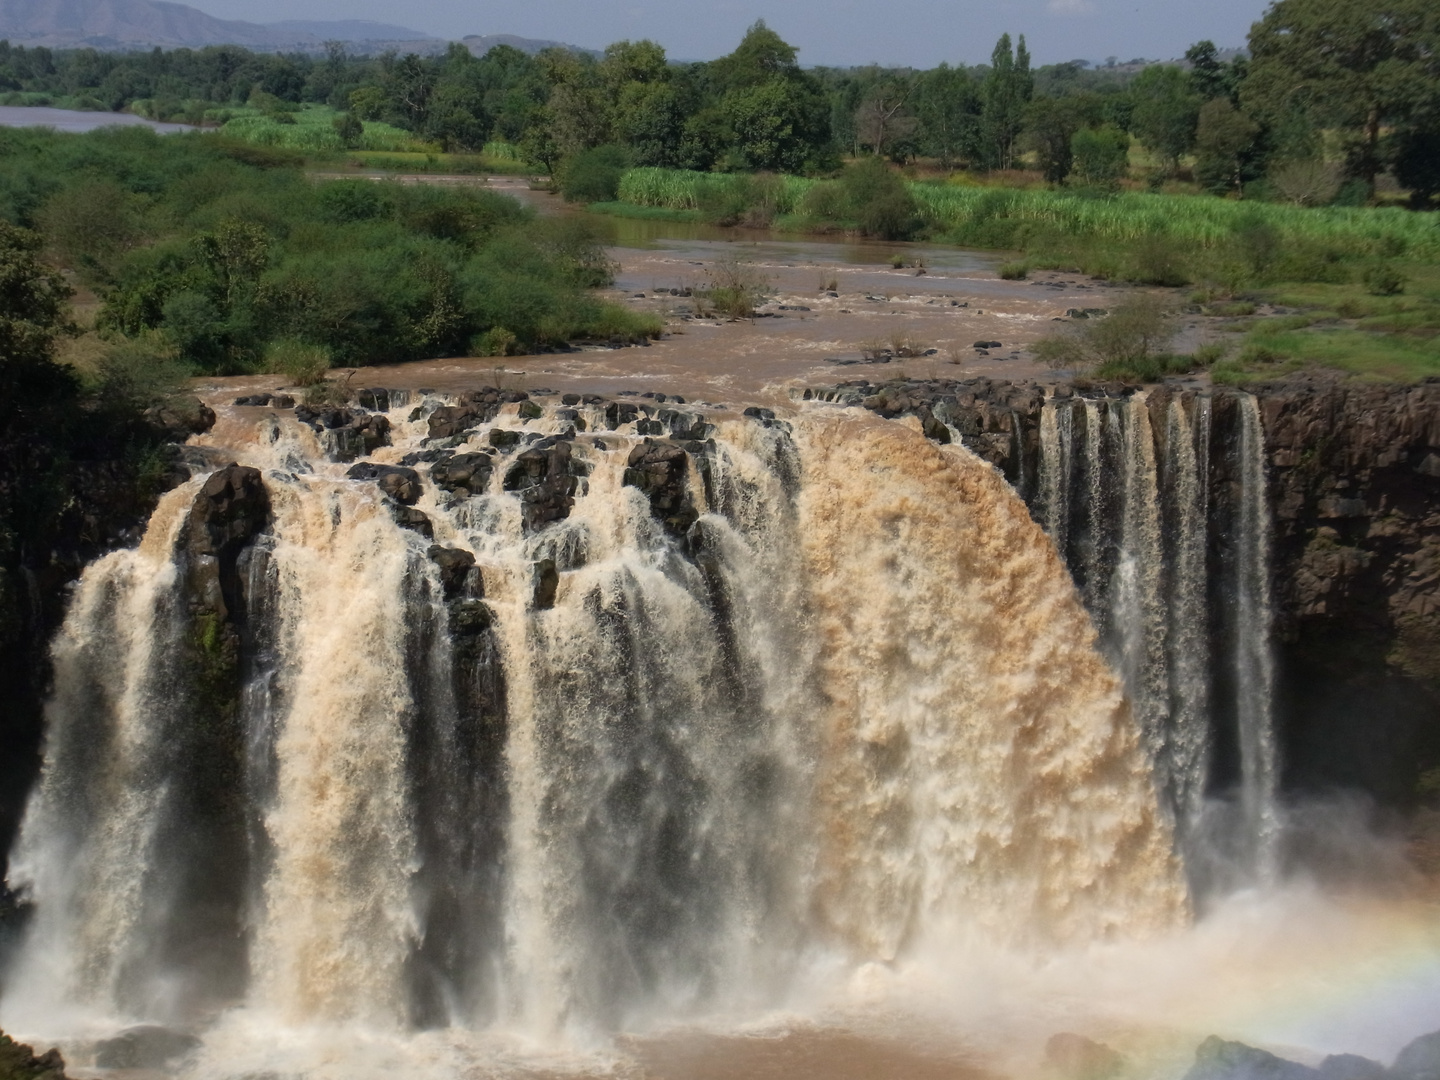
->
624;439;697;535
345;463;422;505
428;402;498;440
392;505;433;538
94;1026;200;1070
187;466;269;568
1182;1036;1318;1080
357;388;405;411
489;429;522;450
0;1029;66;1080
431;452;495;497
532;557;558;610
294;406;391;462
145;395;216;439
604;401;641;429
503;440;582;532
427;545;480;600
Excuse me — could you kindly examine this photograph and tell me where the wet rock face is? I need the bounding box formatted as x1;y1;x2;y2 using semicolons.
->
503;439;586;533
624;439;698;535
346;463;422;505
293;405;391;462
430;453;495;498
1254;377;1440;802
144;395;216;440
187;466;269;568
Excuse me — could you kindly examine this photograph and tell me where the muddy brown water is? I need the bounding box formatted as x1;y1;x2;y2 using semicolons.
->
208;180;1153;406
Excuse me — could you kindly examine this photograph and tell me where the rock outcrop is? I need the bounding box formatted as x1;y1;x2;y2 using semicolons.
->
0;1029;65;1080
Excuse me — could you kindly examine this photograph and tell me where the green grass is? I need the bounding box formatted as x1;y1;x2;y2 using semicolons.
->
217;105;429;153
618;167;816;214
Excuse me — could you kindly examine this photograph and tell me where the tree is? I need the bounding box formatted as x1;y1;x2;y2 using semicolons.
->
536;48;610;156
854;76;917;159
332;111;363;149
914;63;980;169
1243;0;1440;191
980;33;1033;170
1185;40;1232;101
710;20;798;92
708;22;830;172
1392;123;1440;207
0;223;73;385
1025;94;1102;183
1069;125;1130;187
1129;64;1200;174
1193;98;1261;195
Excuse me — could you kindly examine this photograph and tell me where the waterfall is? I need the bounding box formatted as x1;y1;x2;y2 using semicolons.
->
0;393;1186;1055
1029;389;1278;891
1163;396;1211;835
1235;395;1280;879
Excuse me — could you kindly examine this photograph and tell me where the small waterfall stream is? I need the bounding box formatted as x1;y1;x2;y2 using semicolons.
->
1028;389;1279;891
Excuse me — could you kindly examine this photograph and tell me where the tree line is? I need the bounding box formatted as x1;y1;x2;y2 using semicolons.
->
0;0;1436;204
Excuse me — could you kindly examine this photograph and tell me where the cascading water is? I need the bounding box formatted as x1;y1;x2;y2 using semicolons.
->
1028;388;1279;891
0;392;1186;1065
1234;395;1280;880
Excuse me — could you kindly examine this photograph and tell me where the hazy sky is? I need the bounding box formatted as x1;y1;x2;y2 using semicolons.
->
196;0;1269;66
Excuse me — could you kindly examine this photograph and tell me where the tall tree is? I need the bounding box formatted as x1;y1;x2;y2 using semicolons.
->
914;64;980;168
854;75;917;159
1193;98;1261;195
1243;0;1440;191
980;33;1033;170
1129;64;1201;174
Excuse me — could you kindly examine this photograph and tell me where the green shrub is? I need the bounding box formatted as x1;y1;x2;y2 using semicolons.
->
998;261;1028;280
840;157;920;240
699;253;773;319
558;145;632;204
1364;264;1407;296
472;327;519;356
1033;293;1176;373
1191;342;1228;366
266;339;331;385
1069;126;1130;188
1128;235;1190;287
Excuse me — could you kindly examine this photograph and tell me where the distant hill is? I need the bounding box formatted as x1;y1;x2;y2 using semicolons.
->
0;0;596;54
461;33;597;58
265;19;434;43
0;0;438;50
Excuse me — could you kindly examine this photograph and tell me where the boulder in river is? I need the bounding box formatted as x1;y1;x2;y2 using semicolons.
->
94;1026;200;1070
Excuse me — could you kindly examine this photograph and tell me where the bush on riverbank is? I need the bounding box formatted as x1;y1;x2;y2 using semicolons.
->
0;126;655;373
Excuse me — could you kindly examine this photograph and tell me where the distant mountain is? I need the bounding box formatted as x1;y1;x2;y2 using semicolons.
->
265;19;434;43
461;33;597;58
0;0;438;50
0;0;595;54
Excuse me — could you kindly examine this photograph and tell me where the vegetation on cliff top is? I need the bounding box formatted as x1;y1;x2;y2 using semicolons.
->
0;125;658;376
